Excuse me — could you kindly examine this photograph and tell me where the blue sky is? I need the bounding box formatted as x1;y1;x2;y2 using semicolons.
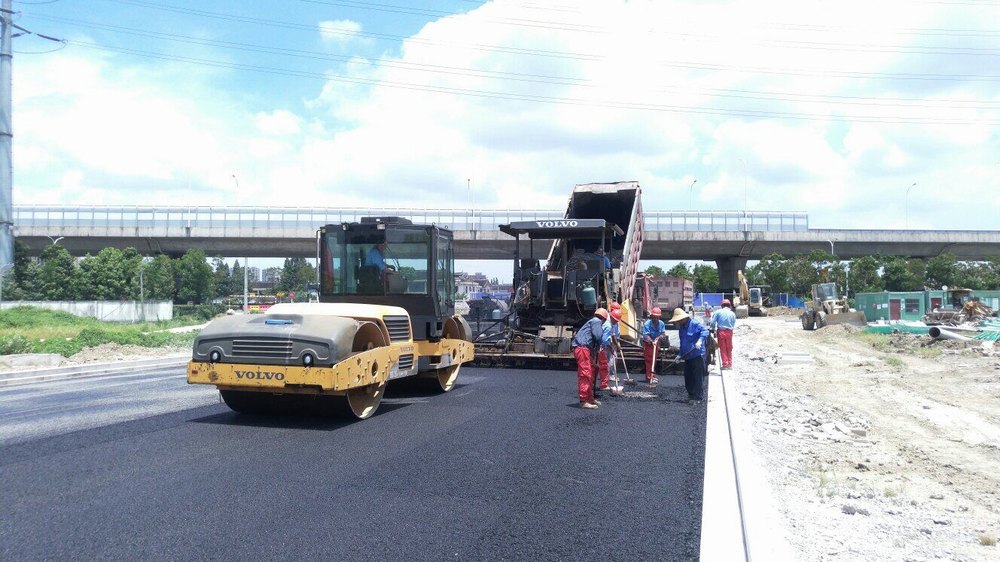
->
10;0;1000;280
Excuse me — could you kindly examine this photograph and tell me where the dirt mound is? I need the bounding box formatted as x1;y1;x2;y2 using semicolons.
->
67;343;188;364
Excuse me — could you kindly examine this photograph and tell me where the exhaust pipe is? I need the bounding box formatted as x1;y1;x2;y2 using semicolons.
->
928;326;972;341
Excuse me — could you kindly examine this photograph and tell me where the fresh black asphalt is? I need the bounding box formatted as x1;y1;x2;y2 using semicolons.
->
1;367;706;561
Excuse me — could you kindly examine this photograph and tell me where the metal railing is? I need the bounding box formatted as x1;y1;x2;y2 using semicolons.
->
12;206;809;234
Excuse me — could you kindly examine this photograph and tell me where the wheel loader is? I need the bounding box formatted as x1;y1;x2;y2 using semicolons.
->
800;282;867;330
186;217;474;419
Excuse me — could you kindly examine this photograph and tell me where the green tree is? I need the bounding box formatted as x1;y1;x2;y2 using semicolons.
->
277;257;316;297
34;244;78;300
665;262;693;280
754;253;789;293
644;265;666;278
77;247;138;300
925;253;960;289
174;249;215;304
881;257;923;291
955;261;989;290
984;257;1000;290
692;264;720;293
4;240;34;300
212;257;239;298
847;256;883;295
142;255;175;300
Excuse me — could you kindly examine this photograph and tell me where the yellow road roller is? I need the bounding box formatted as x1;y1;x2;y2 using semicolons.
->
187;217;474;419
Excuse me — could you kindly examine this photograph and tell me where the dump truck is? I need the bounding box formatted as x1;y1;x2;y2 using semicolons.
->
187;217;474;419
800;282;866;330
474;181;658;369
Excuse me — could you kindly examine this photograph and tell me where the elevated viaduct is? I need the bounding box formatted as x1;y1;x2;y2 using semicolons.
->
13;206;1000;289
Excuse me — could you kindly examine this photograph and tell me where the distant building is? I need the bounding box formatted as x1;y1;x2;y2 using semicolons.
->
648;277;693;311
455;271;494;295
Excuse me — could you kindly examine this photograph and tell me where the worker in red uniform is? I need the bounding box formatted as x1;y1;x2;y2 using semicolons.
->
711;299;737;369
572;308;608;409
641;307;667;384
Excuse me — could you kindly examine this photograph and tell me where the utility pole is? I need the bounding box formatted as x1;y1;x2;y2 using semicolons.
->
0;0;14;269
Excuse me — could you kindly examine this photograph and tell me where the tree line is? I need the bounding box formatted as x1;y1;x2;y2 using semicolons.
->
646;252;1000;297
3;242;317;305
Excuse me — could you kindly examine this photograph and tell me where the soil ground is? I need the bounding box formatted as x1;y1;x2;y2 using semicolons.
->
731;316;1000;561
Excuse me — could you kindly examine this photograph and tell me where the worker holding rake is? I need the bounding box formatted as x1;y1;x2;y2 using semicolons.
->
596;304;623;395
572;308;609;409
641;307;668;385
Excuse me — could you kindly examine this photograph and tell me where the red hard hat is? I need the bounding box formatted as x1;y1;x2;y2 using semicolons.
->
610;301;621;310
594;308;609;320
651;307;662;317
610;309;622;322
721;299;731;306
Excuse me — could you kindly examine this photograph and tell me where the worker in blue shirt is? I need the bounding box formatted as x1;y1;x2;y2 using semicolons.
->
641;307;667;384
572;308;608;409
710;299;737;369
365;242;389;273
670;307;711;403
597;304;622;394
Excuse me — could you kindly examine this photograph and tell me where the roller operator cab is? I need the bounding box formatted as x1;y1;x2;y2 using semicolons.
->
187;217;474;420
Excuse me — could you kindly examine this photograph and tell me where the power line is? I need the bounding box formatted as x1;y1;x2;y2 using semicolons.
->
33;13;1000;111
68;39;1000;126
77;3;1000;83
104;0;1000;56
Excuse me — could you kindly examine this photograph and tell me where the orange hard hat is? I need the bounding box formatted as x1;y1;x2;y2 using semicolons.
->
594;307;609;320
610;309;622;322
610;301;621;310
651;307;662;317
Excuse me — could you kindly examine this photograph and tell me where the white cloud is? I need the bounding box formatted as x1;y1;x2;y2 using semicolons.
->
11;0;1000;234
319;19;363;46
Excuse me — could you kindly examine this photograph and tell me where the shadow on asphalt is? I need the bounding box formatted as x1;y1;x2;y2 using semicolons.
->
189;400;411;430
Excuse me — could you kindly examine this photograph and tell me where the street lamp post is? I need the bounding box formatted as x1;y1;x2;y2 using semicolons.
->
233;174;248;313
688;179;697;210
905;182;917;229
739;158;749;231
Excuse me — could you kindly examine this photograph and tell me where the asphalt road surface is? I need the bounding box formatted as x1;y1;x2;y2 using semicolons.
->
1;367;706;561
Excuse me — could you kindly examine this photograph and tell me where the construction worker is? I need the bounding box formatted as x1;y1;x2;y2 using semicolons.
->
641;307;667;385
572;308;608;409
597;304;622;393
711;299;737;369
671;307;710;403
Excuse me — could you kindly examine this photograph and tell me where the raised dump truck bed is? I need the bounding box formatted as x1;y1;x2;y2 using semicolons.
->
472;181;671;369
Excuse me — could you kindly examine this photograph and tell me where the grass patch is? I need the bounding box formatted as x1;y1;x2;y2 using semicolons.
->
979;534;997;546
0;306;200;357
884;356;905;368
849;331;891;352
911;346;943;359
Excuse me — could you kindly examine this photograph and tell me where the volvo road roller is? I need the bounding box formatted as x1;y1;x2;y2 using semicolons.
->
187;217;474;419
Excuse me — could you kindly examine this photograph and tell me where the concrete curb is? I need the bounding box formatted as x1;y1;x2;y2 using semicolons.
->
701;360;796;561
0;355;190;387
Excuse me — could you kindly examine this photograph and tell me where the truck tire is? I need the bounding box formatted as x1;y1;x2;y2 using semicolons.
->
800;312;815;331
816;311;827;329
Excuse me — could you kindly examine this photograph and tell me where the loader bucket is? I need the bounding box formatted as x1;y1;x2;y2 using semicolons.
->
825;311;867;327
